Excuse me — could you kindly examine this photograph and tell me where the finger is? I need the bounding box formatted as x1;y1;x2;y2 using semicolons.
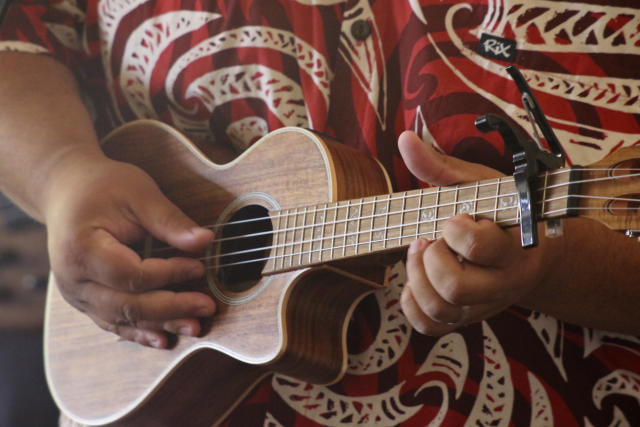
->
107;317;203;336
84;229;206;292
89;314;203;346
400;286;459;336
397;131;502;186
442;215;514;267
130;178;214;253
74;281;216;327
89;314;169;348
424;239;508;305
161;318;204;336
405;238;465;324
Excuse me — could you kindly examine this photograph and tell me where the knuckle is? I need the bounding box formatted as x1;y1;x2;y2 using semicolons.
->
53;238;90;282
460;230;484;260
125;268;146;292
411;318;430;335
53;274;91;307
97;320;118;335
438;277;467;305
118;302;141;327
424;300;454;324
413;316;448;337
170;261;191;284
57;282;88;313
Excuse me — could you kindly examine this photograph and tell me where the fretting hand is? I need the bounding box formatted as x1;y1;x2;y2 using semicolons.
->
397;131;552;336
44;150;216;348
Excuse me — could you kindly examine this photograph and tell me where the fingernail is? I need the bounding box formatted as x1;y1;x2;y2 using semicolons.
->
196;304;216;317
446;305;470;325
191;226;213;240
178;326;194;336
149;336;163;348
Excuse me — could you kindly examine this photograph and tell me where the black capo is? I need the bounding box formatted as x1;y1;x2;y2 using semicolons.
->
474;66;566;248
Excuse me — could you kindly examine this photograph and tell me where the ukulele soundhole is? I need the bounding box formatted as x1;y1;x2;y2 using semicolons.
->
215;204;273;297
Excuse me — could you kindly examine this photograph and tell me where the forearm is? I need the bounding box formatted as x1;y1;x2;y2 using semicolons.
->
522;217;640;333
0;52;104;222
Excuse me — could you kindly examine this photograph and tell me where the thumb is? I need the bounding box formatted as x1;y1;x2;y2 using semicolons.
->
133;184;214;252
398;131;502;186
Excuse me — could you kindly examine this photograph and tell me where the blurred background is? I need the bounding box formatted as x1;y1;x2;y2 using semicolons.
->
0;194;58;426
1;1;60;425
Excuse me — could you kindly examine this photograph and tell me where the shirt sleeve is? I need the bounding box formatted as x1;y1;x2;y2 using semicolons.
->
0;0;87;65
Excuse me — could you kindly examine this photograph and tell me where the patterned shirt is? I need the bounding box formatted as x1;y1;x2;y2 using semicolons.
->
2;0;640;425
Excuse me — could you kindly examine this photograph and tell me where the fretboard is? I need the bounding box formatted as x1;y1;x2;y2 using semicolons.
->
263;170;574;274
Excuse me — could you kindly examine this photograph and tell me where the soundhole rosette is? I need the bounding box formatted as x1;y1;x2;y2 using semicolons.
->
206;193;278;305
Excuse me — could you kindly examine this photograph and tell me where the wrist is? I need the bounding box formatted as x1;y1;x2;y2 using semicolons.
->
40;144;109;222
518;222;566;311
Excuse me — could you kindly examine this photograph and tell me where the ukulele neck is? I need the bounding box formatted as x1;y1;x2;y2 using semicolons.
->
263;168;578;274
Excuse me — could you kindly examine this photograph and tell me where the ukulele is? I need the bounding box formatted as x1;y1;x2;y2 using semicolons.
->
44;120;640;426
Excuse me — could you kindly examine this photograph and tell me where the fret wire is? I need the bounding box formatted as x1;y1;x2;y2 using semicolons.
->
433;188;440;240
298;206;307;267
384;194;391;249
290;208;299;268
453;184;459;216
319;203;327;263
330;203;338;261
416;189;424;240
272;206;281;269
342;201;350;258
493;178;500;222
399;192;407;246
311;206;317;264
281;208;290;269
311;205;318;264
369;196;376;253
473;181;479;220
356;198;364;255
294;207;302;267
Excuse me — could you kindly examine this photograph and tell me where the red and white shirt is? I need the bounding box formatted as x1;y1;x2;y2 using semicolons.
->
2;0;640;425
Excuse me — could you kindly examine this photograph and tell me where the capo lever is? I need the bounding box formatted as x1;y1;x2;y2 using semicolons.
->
474;66;565;248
